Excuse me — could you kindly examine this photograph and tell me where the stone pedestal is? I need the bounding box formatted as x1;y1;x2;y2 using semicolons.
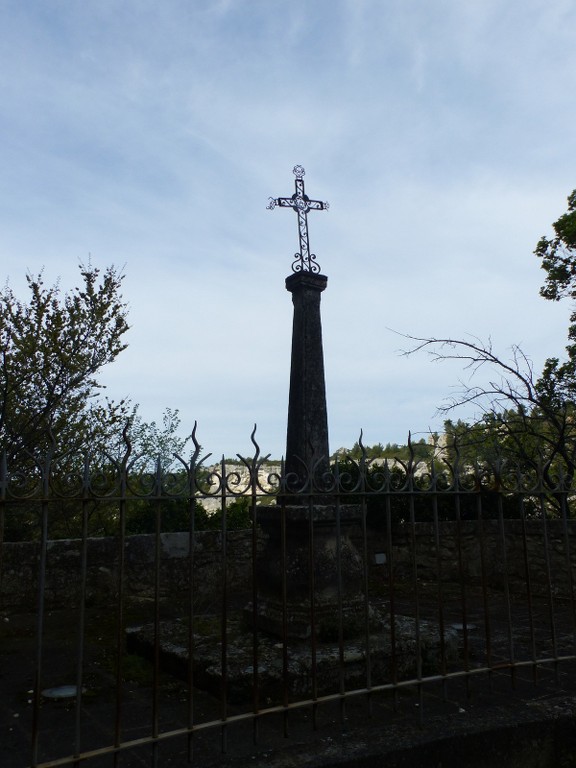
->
248;504;365;639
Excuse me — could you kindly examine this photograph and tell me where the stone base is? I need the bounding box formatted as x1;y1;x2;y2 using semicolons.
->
244;595;368;641
253;504;365;639
126;609;458;704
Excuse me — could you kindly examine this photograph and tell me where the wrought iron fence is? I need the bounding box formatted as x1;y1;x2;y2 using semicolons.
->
1;430;576;767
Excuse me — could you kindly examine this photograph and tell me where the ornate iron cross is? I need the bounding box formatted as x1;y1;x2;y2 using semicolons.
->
267;165;329;274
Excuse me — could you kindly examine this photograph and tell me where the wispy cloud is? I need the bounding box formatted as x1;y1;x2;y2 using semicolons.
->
0;0;574;456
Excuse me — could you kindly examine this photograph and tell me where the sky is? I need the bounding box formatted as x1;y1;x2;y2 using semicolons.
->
1;0;575;460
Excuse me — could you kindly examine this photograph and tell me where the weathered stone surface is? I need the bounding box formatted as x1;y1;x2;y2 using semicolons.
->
252;504;365;638
0;530;261;610
126;610;459;703
4;520;576;612
285;271;330;488
356;519;576;595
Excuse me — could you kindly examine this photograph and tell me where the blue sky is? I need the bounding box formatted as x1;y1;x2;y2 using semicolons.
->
1;0;575;458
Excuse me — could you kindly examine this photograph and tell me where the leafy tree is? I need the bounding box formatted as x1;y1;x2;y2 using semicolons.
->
125;498;207;535
0;263;130;464
535;190;576;406
203;496;253;531
403;189;576;493
125;407;192;471
125;495;253;536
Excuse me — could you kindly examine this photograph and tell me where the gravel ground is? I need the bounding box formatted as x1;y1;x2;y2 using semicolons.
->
2;587;576;768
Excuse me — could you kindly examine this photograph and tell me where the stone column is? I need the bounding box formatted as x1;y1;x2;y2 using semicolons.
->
284;271;330;493
247;269;365;641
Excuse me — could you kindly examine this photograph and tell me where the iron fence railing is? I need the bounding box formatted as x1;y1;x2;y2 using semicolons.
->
1;431;576;767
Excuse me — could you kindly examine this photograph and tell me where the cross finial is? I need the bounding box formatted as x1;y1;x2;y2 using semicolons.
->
267;165;329;274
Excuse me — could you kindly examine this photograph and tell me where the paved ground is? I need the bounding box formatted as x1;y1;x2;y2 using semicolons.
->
2;586;576;768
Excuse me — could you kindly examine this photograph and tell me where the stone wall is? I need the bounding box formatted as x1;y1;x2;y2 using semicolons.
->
0;531;258;611
2;520;575;611
357;519;576;597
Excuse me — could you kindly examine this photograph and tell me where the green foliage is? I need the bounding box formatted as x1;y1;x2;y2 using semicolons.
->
200;496;254;531
442;414;540;468
126;497;205;535
0;263;130;464
0;262;258;542
536;190;576;303
126;495;253;535
125;408;192;471
403;189;576;495
535;190;576;407
342;438;433;463
3;497;123;541
345;441;386;460
3;492;255;542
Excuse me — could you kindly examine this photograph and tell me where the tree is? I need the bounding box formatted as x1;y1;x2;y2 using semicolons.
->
339;438;433;463
403;334;576;487
403;190;576;491
535;190;576;406
126;407;192;471
0;262;130;465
